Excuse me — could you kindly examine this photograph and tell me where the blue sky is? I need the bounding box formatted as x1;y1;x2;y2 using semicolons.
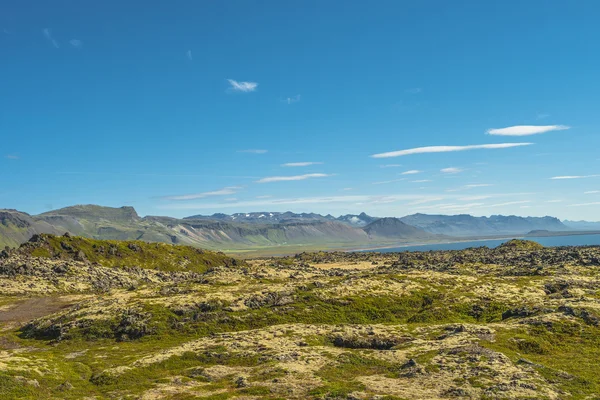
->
2;0;600;220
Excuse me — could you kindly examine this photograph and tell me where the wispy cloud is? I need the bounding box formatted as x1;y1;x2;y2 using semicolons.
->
568;202;600;207
405;88;422;94
281;162;323;167
550;175;600;180
441;167;463;174
545;200;563;203
186;50;192;60
5;154;19;160
487;125;569;136
69;39;82;48
411;179;431;183
238;149;268;154
584;191;600;194
256;173;332;183
162;186;242;201
371;143;533;158
481;200;532;208
380;164;402;168
42;28;59;48
255;195;272;199
400;170;421;175
227;79;258;92
464;184;493;189
282;95;301;104
341;188;353;191
459;195;492;201
372;179;405;185
159;194;447;210
536;113;550;120
407;197;444;206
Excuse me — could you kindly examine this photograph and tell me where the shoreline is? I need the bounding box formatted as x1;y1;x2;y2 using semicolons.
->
346;236;526;253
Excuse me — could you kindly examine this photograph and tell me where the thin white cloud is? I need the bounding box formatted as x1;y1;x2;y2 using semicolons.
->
186;50;192;60
441;167;463;174
372;179;405;185
256;173;332;183
401;170;421;175
407;197;444;206
380;164;402;168
482;200;532;208
283;95;301;104
459;195;492;201
420;200;531;212
520;205;532;209
162;186;242;201
411;179;431;183
551;175;600;180
224;198;238;201
5;154;19;160
584;191;600;194
238;149;268;154
371;143;533;158
42;28;59;48
69;39;82;48
227;79;258;92
487;125;569;136
159;194;447;210
281;162;323;167
545;200;563;203
341;188;353;191
536;113;550;120
568;202;600;207
255;195;272;199
464;184;493;188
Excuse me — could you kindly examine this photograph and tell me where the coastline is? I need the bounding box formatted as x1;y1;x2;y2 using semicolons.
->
346;236;526;253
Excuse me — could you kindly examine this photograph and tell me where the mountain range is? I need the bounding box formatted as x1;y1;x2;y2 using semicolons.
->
398;213;568;237
0;204;591;253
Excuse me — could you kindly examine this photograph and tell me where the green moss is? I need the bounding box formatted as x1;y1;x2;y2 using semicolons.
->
22;234;244;273
482;320;600;399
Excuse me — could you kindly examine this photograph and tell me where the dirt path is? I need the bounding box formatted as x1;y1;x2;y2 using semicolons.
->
0;297;76;324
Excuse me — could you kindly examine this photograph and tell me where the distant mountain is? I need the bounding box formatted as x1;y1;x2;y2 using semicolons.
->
0;210;61;248
1;205;579;253
0;205;382;252
363;218;438;240
336;212;379;227
400;213;568;237
184;211;336;224
563;220;600;231
186;211;379;227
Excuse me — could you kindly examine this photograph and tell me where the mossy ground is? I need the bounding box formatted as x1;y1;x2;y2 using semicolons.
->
1;238;599;399
21;234;242;273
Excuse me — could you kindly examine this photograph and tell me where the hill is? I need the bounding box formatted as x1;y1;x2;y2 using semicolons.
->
17;233;242;273
0;209;62;248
